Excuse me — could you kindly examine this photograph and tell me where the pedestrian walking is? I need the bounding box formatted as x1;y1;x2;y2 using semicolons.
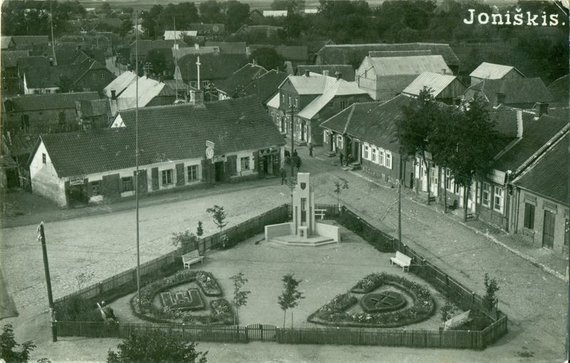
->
293;149;298;158
295;155;302;171
280;167;287;185
309;142;314;157
339;152;344;166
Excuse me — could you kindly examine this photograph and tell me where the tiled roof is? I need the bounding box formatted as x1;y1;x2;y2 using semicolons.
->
172;46;219;60
465;78;552;105
548;74;569;105
317;43;460;67
104;71;138;98
282;73;337;95
367;55;451;77
18;56;59;88
189;23;225;34
470;62;524;79
1;50;30;68
369;50;432;58
276;45;308;62
77;99;111;118
403;72;461;97
492;109;569;172
514;133;568;205
11;35;49;49
321;95;412;151
215;63;267;96
205;41;247;54
297;79;369;120
1;36;14;49
240;69;288;103
296;65;355;81
5;92;100;112
130;40;184;58
39;97;284;178
178;53;249;82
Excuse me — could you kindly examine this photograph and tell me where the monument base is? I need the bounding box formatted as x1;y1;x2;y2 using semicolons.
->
270;234;336;247
264;221;340;247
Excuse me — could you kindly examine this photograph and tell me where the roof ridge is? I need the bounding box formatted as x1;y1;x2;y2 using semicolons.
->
343;104;357;134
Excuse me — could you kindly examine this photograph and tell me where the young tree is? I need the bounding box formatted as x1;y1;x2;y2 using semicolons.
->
483;273;500;315
277;273;304;328
207;205;228;247
249;47;284;71
196;221;204;238
107;330;207;363
224;1;250;33
172;230;198;252
400;87;439;205
229;272;251;325
449;97;498;220
0;324;36;363
333;177;349;210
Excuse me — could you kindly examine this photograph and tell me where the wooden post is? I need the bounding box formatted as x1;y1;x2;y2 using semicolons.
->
37;222;57;342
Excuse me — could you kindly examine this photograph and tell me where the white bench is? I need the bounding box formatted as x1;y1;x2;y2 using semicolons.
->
314;208;326;220
390;251;412;272
182;250;204;269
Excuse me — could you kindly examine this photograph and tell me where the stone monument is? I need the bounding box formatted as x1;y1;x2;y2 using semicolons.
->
265;172;340;246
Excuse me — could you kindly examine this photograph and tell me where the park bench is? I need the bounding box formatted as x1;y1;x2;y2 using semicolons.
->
390;251;412;272
314;208;326;220
182;250;204;269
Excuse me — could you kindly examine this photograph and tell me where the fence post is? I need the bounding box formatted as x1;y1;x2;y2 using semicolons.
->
245;325;249;342
471;292;476;308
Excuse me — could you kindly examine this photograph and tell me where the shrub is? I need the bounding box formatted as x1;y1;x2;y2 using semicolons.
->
55;296;103;322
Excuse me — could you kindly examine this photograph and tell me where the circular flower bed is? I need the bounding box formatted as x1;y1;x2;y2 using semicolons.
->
309;273;435;328
130;269;233;325
360;291;406;313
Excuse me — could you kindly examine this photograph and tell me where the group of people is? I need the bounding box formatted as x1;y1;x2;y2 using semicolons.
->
281;143;315;185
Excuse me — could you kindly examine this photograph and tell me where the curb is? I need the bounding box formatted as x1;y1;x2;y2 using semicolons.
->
349;170;567;282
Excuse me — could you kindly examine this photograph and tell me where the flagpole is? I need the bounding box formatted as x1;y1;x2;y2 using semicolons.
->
135;11;141;309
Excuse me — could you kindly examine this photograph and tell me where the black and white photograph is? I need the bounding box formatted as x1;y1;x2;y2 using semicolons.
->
0;0;568;361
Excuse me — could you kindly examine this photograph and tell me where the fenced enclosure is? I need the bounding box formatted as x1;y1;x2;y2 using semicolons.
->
54;203;508;350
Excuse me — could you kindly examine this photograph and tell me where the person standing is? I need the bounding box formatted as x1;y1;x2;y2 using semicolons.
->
280;167;287;185
309;142;314;157
339;152;344;166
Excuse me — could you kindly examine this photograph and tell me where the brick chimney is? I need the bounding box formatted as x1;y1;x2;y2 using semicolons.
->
322;70;329;77
304;70;310;77
111;90;117;100
516;109;523;138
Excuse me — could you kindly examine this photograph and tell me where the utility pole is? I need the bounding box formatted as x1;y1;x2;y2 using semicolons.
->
289;106;296;179
37;222;57;342
135;11;141;309
398;157;402;248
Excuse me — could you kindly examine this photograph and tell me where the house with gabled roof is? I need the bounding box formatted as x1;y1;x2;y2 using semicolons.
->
103;71;138;99
464;77;552;109
511;132;568;254
17;56;60;94
110;76;177;115
164;30;198;40
316;43;460;73
178;53;249;91
29;96;284;207
205;41;247;55
216;63;267;100
10;35;50;52
241;69;288;104
470;62;524;85
277;72;371;145
320;95;414;186
403;72;466;104
356;55;452;101
296;65;355;81
1;50;29;95
547;74;568;106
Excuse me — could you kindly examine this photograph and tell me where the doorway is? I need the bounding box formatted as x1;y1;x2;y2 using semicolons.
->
214;161;224;182
542;210;555;249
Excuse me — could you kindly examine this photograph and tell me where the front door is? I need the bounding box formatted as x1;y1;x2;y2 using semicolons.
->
542;210;555;249
214;161;224;182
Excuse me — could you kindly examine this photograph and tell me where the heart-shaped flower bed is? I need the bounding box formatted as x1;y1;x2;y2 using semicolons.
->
360;291;406;313
308;273;435;328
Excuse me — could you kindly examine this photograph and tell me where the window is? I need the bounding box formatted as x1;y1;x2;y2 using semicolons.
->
281;93;285;104
337;135;343;149
288;96;292;106
385;151;392;169
91;181;101;196
42;153;46;164
241;157;250;170
187;165;198;182
295;98;298;108
481;183;490;207
122;177;134;192
363;144;369;160
371;147;377;163
378;148;385;166
493;187;504;213
323;130;328;144
161;169;173;186
523;203;535;229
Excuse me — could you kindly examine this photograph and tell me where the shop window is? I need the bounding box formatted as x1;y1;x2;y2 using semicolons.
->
493;187;504;213
523;203;535;229
122;177;134;192
241;157;250;170
481;183;490;207
161;169;173;185
91;181;101;196
187;165;198;182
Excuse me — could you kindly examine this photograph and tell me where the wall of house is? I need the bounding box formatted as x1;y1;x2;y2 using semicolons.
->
360;142;402;185
30;141;67;206
75;69;116;93
470;69;523;86
355;59;377;100
513;188;569;254
436;80;466;104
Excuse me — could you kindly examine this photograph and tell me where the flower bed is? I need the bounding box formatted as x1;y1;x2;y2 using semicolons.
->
308;273;435;328
195;271;223;296
130;270;233;325
360;291;406;313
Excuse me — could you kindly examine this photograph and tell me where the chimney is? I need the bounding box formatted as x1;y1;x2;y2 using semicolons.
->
304;70;310;77
335;72;342;80
535;102;548;117
111;90;117;100
441;68;446;75
516;109;523;138
322;70;329;77
496;92;506;106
